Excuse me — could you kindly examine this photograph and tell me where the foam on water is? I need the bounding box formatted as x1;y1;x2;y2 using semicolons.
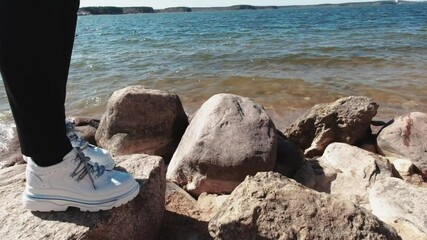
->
0;122;15;152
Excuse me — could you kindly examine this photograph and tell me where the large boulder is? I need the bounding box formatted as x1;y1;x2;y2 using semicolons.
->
369;177;427;239
209;172;401;240
316;143;392;209
377;112;427;180
167;93;277;196
283;96;378;157
0;154;166;240
95;86;188;162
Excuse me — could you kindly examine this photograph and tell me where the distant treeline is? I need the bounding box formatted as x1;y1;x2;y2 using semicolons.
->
78;5;278;15
77;1;417;15
78;7;155;15
192;5;278;12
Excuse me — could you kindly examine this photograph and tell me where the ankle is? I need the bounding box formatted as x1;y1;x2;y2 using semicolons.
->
24;148;76;169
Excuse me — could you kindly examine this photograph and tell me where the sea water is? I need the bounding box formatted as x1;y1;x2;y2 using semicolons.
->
0;2;426;147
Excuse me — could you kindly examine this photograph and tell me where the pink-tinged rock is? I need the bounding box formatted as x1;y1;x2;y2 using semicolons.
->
95;86;188;162
0;154;166;240
377;112;427;180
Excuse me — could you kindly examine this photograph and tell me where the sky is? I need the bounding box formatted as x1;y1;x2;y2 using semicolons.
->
79;0;391;9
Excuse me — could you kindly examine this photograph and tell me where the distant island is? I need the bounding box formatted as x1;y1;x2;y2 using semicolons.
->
77;5;278;15
77;1;421;15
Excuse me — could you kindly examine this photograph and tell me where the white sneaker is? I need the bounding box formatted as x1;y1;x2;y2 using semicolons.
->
65;120;115;170
22;149;140;212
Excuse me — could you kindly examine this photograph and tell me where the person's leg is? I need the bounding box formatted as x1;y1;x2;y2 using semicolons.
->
0;1;140;212
0;1;79;166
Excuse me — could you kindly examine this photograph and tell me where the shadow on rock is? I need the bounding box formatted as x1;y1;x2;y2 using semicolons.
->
32;208;110;228
159;210;211;240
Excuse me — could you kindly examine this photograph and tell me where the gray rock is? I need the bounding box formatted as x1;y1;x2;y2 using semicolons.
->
0;154;166;240
209;172;401;240
167;93;277;196
369;177;427;239
70;116;100;128
293;159;337;193
377;112;427;180
95;86;188;162
284;96;378;157
318;143;392;210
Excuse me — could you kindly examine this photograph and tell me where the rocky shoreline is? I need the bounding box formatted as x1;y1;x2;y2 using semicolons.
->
0;85;426;239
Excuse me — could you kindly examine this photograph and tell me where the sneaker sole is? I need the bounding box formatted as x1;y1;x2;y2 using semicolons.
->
22;182;140;212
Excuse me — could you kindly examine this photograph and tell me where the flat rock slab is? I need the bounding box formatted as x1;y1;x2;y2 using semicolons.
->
370;177;427;239
0;154;166;240
318;142;392;209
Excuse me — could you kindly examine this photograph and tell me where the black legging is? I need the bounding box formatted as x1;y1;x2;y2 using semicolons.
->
0;0;80;166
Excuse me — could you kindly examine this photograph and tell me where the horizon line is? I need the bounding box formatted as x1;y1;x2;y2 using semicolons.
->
79;0;426;9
